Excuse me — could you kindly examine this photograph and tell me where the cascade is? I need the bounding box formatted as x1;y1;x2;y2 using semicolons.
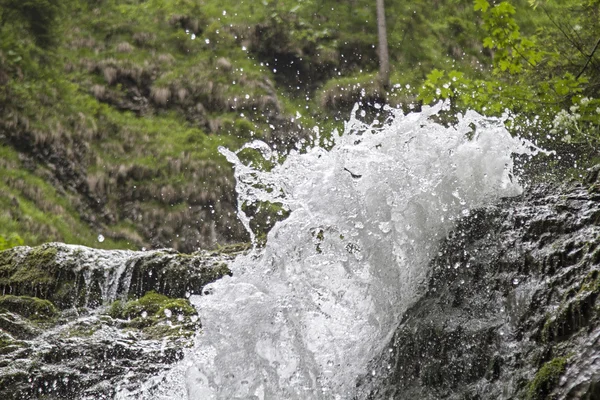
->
123;102;540;399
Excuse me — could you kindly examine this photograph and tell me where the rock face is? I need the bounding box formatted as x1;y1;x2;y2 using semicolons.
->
3;176;600;399
0;243;246;399
359;177;600;399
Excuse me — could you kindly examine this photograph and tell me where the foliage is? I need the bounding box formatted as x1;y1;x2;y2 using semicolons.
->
0;0;66;48
0;234;23;251
419;0;600;161
1;0;599;248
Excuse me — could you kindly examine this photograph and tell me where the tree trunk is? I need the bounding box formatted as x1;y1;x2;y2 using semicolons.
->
376;0;390;89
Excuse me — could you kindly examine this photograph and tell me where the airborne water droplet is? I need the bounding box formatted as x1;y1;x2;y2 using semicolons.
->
147;101;542;399
97;234;105;243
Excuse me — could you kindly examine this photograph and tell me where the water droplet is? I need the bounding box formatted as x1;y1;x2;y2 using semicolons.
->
164;309;172;318
378;221;391;233
141;311;148;319
205;38;210;44
512;278;520;285
97;234;105;243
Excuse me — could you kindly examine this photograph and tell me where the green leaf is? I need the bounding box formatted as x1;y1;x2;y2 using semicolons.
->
474;0;490;12
427;69;445;83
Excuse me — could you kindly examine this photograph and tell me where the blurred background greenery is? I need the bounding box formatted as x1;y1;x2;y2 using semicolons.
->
0;0;598;251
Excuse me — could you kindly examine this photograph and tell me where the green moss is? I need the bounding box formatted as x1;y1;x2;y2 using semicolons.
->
157;298;197;317
108;291;199;340
0;295;58;321
110;290;198;321
120;290;170;319
108;299;124;319
526;357;568;400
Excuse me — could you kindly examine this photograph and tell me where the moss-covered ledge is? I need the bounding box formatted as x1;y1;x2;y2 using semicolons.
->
0;242;247;309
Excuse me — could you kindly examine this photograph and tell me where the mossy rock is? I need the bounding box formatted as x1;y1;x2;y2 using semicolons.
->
0;311;41;339
108;290;200;343
109;290;197;321
526;357;568;400
0;243;239;310
119;290;171;319
0;245;59;289
0;295;58;321
157;298;197;317
0;244;81;307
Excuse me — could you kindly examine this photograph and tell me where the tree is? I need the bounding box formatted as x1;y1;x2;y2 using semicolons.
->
418;0;600;162
376;0;390;89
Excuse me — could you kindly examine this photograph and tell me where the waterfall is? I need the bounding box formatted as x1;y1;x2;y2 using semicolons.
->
121;102;540;399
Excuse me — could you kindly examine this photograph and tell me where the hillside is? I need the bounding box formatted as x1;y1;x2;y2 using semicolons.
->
1;0;598;251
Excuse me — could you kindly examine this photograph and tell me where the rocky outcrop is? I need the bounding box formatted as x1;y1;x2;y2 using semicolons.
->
0;243;246;399
359;174;600;399
0;242;243;308
5;174;600;399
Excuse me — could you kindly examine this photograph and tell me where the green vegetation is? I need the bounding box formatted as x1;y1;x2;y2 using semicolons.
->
0;233;23;251
0;295;58;321
526;356;568;400
0;0;598;248
419;0;600;163
108;290;199;339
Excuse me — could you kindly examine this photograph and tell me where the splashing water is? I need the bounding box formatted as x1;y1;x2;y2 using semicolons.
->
124;102;540;399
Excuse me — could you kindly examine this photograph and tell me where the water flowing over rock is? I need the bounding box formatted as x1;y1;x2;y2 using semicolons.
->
0;244;242;399
358;174;600;399
133;103;540;399
3;104;600;400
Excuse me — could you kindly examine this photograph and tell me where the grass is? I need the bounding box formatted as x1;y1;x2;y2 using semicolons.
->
2;0;564;251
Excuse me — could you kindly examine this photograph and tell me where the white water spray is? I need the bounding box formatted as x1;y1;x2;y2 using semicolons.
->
124;102;540;399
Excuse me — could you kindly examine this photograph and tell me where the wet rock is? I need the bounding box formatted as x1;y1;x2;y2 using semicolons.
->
0;243;246;399
359;179;600;399
0;242;241;308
